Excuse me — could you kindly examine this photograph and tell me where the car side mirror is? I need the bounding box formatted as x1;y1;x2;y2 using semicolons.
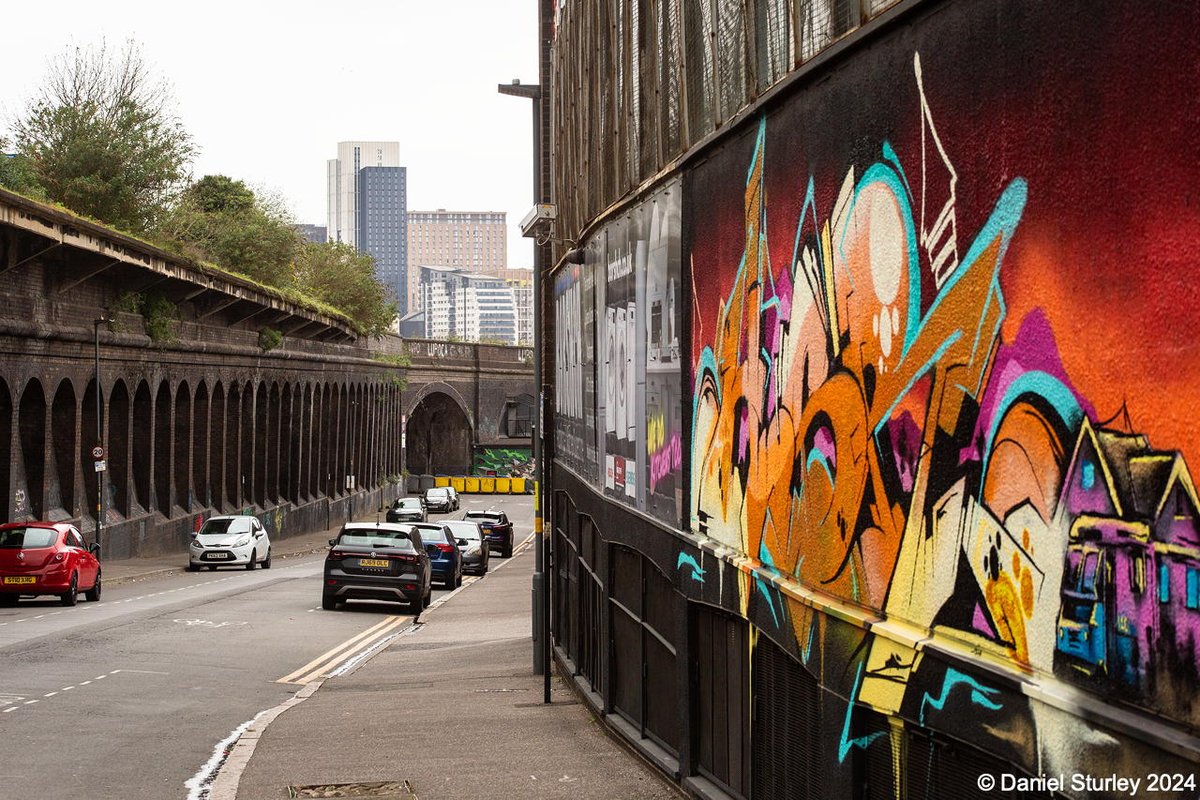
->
89;543;100;555
328;538;337;547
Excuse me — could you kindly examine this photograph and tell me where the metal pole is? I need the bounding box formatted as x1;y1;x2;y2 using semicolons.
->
93;318;105;556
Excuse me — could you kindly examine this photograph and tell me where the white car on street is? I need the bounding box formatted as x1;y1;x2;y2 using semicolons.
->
188;515;272;571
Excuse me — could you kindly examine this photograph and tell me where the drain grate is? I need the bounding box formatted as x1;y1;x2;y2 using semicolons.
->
288;780;417;799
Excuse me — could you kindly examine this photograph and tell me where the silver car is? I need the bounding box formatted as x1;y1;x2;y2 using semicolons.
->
443;520;489;575
188;515;272;571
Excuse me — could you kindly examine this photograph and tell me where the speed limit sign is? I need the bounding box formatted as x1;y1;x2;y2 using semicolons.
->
91;445;105;459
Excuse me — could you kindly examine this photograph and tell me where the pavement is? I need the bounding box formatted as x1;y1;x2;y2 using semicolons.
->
99;525;682;800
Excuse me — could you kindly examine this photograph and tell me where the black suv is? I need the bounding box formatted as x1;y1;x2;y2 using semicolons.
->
462;510;515;558
322;522;431;611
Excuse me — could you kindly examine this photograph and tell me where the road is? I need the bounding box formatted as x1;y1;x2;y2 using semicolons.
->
0;493;533;800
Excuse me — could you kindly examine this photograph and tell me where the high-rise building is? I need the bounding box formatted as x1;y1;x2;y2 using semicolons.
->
326;142;401;247
480;268;533;345
419;265;517;345
406;210;506;313
356;166;408;313
326;141;408;313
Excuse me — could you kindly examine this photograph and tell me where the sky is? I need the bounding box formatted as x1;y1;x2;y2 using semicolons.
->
0;0;538;269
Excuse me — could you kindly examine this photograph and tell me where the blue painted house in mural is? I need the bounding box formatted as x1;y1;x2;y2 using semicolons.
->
1057;418;1200;714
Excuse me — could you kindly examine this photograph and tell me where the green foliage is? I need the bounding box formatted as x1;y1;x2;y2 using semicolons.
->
372;352;412;368
158;174;299;287
0;144;46;199
11;41;195;234
293;241;398;338
258;326;283;352
141;292;179;344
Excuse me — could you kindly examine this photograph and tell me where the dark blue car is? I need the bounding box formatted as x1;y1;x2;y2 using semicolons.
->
413;523;463;589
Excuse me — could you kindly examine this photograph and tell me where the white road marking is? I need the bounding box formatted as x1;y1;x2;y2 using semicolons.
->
43;692;57;697
61;686;74;691
23;700;37;705
2;707;16;713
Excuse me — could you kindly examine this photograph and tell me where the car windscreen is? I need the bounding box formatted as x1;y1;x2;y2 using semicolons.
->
424;490;447;499
414;526;448;543
0;527;57;549
338;531;416;550
443;522;481;540
394;499;422;509
465;513;502;523
198;519;249;536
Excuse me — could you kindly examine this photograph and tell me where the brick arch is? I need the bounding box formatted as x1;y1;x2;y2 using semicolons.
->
51;378;77;517
110;379;130;517
133;381;152;513
407;387;473;476
174;381;191;511
154;381;172;514
18;379;47;519
0;377;11;521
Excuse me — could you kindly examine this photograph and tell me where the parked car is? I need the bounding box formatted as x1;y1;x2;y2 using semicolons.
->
188;515;272;571
0;522;102;606
412;522;463;588
387;496;427;523
443;520;488;575
423;487;454;514
462;510;515;558
444;486;460;511
323;522;431;611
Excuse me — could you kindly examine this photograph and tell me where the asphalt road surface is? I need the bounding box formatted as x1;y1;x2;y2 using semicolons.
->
0;493;533;800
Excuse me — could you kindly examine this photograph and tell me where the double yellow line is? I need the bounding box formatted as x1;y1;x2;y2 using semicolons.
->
277;615;409;685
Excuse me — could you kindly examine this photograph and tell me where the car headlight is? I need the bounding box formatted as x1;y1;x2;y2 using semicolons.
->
234;534;252;547
190;540;202;549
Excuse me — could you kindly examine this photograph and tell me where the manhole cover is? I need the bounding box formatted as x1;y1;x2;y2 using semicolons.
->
288;780;417;799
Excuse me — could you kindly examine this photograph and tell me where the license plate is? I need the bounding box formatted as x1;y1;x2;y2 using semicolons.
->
359;559;389;568
208;552;231;560
2;576;36;585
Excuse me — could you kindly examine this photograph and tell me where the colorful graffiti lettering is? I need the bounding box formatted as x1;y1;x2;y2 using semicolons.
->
689;50;1200;741
474;447;533;478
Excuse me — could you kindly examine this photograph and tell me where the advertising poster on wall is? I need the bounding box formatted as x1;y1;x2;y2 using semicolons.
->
600;217;640;504
642;178;683;524
553;261;598;483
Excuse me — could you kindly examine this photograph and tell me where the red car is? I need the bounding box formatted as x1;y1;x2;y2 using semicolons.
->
0;522;102;606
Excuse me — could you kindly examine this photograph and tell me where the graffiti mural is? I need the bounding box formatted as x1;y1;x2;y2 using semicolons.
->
688;32;1200;787
472;447;533;478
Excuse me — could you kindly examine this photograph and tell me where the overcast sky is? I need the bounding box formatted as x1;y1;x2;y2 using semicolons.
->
0;0;538;268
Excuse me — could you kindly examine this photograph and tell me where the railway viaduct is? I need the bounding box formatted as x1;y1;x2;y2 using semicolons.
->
0;188;533;557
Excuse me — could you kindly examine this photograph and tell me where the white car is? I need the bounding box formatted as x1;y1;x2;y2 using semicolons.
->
187;515;272;571
444;486;460;511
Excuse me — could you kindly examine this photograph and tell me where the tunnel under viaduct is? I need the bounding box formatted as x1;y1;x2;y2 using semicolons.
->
0;188;533;558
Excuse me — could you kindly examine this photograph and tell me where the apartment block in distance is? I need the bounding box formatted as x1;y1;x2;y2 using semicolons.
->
418;265;517;344
406;210;506;313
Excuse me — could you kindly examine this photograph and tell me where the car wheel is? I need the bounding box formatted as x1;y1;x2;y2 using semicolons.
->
481;558;489;576
186;563;200;572
262;548;272;569
454;568;463;588
322;591;339;611
85;571;102;602
246;549;257;570
502;543;513;558
0;595;18;607
60;573;79;607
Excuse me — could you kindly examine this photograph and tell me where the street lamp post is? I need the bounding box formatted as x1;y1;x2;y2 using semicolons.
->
93;316;109;556
499;76;551;698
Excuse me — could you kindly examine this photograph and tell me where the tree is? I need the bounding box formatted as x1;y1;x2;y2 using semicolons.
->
293;242;398;337
0;140;45;198
159;174;299;287
11;40;195;233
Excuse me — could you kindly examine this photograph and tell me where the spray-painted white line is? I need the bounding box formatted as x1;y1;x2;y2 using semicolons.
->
2;707;16;713
185;710;269;800
61;686;74;691
43;691;57;697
